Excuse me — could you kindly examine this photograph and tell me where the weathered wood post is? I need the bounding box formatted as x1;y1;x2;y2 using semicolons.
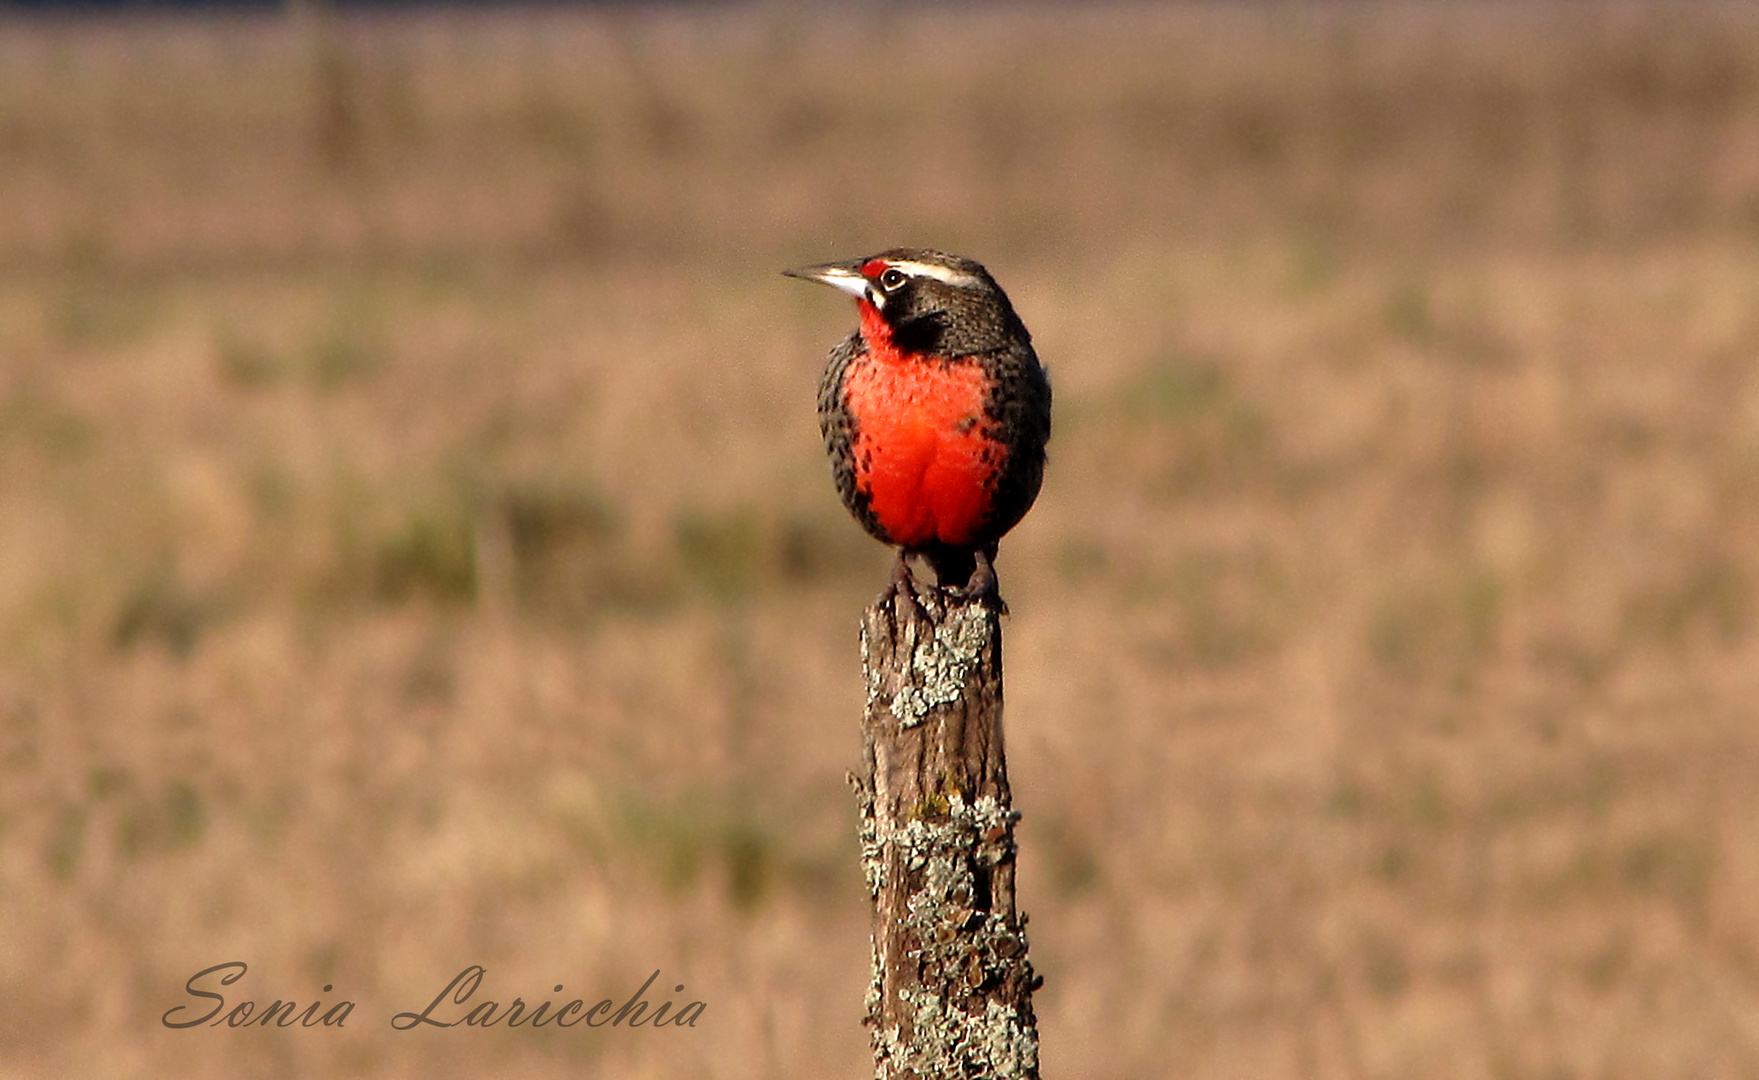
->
853;587;1040;1079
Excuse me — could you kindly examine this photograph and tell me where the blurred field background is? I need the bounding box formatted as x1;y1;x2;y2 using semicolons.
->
4;2;1759;1077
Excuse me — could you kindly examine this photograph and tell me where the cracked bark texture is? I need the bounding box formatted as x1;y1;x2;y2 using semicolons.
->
855;589;1040;1080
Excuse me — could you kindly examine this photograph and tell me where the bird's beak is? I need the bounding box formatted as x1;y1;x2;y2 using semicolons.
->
782;260;872;302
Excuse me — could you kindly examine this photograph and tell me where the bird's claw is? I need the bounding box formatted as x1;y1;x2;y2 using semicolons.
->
952;550;1007;615
884;553;930;626
883;550;1006;620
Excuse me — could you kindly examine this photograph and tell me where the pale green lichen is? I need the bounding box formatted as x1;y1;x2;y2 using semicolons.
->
856;781;884;899
860;604;1035;1078
889;605;990;728
977;998;1039;1076
867;793;1038;1079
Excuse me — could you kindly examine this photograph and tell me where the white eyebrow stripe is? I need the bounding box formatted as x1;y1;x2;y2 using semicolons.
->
884;260;982;288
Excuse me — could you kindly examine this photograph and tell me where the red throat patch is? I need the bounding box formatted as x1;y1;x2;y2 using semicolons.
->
843;303;1004;550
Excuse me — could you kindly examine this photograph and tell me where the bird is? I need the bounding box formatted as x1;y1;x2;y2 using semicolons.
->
785;248;1051;609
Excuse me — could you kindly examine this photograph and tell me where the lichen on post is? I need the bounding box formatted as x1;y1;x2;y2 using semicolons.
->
854;587;1040;1080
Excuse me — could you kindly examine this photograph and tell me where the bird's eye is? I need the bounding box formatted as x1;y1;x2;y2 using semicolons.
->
878;267;908;291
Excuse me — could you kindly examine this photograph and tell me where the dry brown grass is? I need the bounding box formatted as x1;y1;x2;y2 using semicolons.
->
4;4;1759;1077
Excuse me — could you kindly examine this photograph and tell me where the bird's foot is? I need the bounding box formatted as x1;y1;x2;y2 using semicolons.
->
882;552;930;627
952;549;1008;615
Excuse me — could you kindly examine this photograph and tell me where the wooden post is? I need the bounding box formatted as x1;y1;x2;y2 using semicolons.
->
853;587;1040;1080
